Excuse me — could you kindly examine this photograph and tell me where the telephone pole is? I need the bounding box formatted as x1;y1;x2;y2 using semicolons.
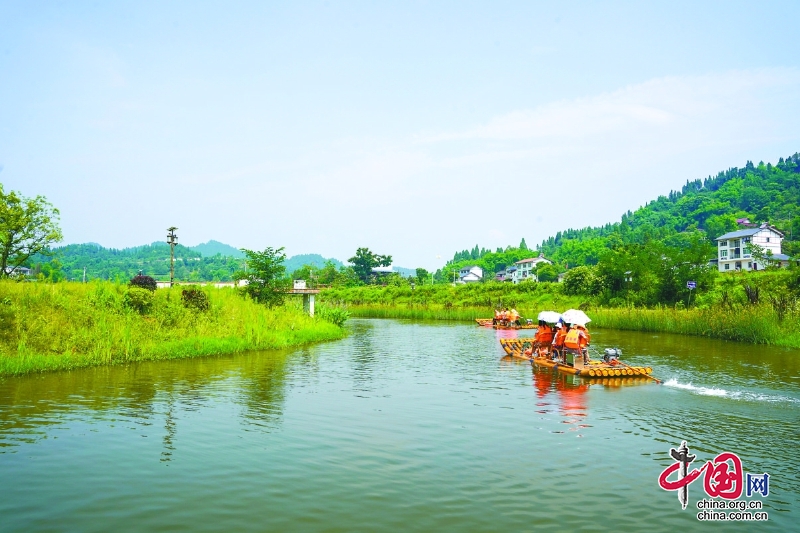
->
167;227;178;287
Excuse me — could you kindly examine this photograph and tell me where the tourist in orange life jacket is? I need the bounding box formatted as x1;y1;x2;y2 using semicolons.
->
493;309;502;325
500;308;509;326
564;324;590;365
551;321;569;362
534;320;554;357
508;308;520;326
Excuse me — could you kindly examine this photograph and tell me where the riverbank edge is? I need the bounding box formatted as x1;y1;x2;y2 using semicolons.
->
0;327;347;378
340;304;800;348
0;281;349;378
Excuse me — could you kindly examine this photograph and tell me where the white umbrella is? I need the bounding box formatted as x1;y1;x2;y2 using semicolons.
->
537;311;562;323
562;309;591;326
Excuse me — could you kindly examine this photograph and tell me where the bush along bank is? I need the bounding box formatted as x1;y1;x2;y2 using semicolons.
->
320;281;587;318
0;281;349;377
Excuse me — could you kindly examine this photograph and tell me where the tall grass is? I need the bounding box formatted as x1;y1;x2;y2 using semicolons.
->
0;281;347;376
321;282;586;312
591;305;800;347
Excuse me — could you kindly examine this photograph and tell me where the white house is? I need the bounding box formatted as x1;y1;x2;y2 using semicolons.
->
459;265;483;283
511;255;552;283
715;223;790;272
3;266;31;277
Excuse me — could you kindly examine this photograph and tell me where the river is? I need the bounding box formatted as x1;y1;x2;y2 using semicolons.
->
0;319;797;532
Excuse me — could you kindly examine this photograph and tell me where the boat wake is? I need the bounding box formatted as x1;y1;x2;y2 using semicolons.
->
663;378;799;404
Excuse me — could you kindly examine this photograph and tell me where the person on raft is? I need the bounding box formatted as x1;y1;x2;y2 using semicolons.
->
564;323;591;365
551;321;569;362
493;309;502;325
508;308;521;327
534;320;554;357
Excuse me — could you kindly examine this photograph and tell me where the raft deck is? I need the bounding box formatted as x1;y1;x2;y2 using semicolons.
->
499;338;653;378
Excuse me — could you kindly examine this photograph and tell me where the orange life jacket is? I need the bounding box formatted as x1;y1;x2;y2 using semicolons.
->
564;327;588;350
536;325;554;344
553;326;568;347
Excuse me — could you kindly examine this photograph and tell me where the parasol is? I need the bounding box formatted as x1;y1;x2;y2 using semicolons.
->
561;309;591;326
537;311;563;323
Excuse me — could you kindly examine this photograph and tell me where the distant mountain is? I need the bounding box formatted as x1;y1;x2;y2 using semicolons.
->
284;254;343;273
190;240;244;258
392;266;416;278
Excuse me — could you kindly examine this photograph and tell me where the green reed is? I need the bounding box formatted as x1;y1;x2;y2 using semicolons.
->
0;281;347;376
591;305;800;347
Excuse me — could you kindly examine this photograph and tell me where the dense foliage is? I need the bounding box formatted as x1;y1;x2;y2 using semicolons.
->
26;242;343;284
348;247;392;284
538;154;800;266
437;153;800;306
130;275;157;291
237;247;290;307
0;184;62;277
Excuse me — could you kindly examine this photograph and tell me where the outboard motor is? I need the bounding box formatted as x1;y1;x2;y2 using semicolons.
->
603;348;622;363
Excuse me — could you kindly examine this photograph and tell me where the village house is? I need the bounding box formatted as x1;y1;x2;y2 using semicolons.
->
3;266;32;278
458;265;483;283
715;223;791;272
511;255;552;283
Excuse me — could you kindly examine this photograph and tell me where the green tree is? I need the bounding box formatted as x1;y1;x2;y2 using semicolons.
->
415;267;429;285
348;247;392;284
236;247;289;307
534;263;559;283
0;185;63;277
562;265;600;295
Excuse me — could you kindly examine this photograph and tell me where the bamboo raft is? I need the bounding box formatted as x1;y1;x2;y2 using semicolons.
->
499;338;653;378
475;318;536;329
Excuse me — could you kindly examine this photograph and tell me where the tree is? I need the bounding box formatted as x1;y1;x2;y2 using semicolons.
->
415;267;429;285
534;263;559;283
0;185;63;277
348;247;392;284
236;247;289;307
561;266;600;294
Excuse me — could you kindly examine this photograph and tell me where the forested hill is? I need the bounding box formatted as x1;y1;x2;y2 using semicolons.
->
536;153;800;267
191;240;244;258
32;243;343;283
437;153;800;279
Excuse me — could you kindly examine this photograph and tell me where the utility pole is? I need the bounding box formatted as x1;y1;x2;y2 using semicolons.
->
167;227;178;287
83;266;86;283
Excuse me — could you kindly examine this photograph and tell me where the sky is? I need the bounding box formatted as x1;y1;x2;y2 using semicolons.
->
1;1;799;270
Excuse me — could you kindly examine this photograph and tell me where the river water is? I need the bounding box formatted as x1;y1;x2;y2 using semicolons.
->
0;319;797;532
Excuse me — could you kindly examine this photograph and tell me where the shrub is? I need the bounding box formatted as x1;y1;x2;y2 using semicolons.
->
181;288;210;312
130;275;157;292
124;287;154;313
317;305;350;327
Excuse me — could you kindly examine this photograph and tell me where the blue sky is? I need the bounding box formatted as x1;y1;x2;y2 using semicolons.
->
1;1;799;269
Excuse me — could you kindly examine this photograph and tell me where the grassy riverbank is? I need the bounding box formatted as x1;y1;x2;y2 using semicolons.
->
0;281;347;377
321;283;800;348
591;305;800;347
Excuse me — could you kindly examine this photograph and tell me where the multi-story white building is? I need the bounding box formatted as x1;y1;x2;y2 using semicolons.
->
715;224;790;272
511;255;552;283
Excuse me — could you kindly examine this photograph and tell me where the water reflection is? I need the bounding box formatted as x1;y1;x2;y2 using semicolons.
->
0;349;295;452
